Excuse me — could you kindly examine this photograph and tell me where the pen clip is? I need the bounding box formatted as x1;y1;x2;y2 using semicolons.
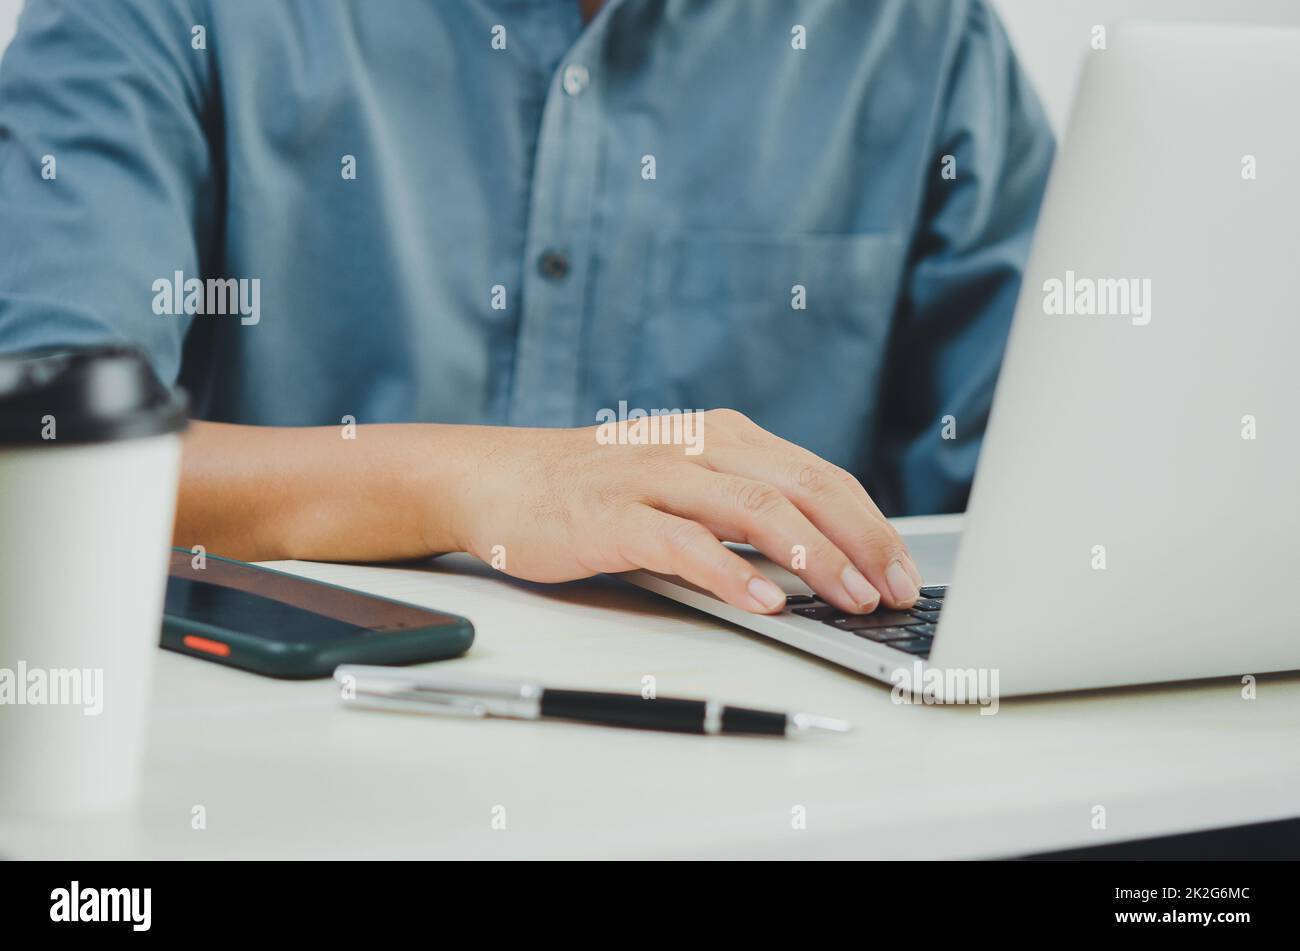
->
333;665;543;720
344;687;491;720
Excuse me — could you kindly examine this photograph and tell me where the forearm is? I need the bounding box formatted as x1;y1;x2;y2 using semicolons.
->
174;421;470;563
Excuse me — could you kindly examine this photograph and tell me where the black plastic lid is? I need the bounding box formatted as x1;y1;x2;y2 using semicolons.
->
0;346;188;446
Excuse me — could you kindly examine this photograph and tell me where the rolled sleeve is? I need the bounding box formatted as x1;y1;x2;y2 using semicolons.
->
0;0;214;385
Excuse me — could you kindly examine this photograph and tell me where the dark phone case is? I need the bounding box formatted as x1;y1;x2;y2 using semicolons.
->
160;550;474;679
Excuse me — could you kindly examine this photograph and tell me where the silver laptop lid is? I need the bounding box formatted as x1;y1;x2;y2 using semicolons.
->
933;22;1300;693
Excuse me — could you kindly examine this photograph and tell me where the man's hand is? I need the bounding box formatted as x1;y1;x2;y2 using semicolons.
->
177;411;922;615
445;409;922;614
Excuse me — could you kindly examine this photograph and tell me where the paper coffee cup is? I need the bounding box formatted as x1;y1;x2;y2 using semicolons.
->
0;347;187;815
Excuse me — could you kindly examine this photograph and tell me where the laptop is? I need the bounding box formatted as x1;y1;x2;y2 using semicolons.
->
625;22;1300;698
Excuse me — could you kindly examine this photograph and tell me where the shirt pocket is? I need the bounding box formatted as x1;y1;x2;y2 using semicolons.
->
632;231;908;428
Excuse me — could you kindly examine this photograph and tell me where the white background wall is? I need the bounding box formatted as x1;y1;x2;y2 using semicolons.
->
0;0;19;53
1;0;1299;130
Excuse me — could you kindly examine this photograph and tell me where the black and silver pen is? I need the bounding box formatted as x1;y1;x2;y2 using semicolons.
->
334;665;850;737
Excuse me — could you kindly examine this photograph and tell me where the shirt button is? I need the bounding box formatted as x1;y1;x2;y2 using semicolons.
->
537;250;570;280
562;63;590;96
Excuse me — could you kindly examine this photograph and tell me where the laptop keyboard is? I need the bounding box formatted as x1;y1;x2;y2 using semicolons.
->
785;585;947;658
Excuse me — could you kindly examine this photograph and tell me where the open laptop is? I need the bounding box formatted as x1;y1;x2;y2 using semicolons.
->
626;22;1300;698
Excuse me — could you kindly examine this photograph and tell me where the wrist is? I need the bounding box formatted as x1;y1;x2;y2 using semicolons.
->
407;423;484;556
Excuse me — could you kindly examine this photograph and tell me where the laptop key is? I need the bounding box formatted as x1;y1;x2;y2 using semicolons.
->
912;597;944;612
793;605;839;620
851;626;918;643
919;585;948;599
889;637;932;655
906;622;936;636
910;610;941;623
784;595;817;606
827;610;921;631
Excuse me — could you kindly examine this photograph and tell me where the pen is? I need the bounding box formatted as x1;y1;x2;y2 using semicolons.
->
334;665;850;737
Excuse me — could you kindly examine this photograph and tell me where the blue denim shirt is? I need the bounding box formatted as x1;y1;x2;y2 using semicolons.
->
0;0;1053;513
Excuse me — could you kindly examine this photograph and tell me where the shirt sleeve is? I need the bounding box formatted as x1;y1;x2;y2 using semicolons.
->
0;0;214;385
870;0;1055;516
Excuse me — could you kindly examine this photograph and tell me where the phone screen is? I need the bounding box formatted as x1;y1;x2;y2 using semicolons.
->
166;550;457;644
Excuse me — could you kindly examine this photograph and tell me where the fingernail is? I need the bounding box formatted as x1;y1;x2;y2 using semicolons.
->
747;575;787;612
886;559;919;606
840;565;880;609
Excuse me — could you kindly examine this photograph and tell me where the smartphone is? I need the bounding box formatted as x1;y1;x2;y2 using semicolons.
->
161;549;474;678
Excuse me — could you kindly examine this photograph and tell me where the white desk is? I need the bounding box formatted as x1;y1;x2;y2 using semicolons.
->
4;516;1299;859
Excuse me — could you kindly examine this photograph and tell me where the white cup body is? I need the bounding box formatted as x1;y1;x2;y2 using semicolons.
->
0;433;181;815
